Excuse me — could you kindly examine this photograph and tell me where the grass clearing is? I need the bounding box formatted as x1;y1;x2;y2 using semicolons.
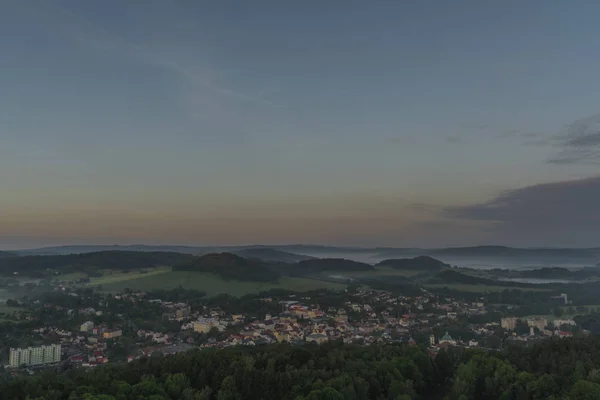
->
424;283;551;293
85;267;172;286
98;271;346;296
53;272;89;282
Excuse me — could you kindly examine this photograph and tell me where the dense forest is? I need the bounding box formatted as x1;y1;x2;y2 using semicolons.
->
173;253;280;282
0;252;194;277
376;256;450;271
231;248;314;263
5;337;600;399
290;258;374;276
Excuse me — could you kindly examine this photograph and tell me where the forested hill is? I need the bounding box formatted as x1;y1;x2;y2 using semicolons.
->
292;258;374;275
173;252;280;282
376;256;449;271
428;269;497;285
5;338;600;399
0;251;194;277
232;248;314;263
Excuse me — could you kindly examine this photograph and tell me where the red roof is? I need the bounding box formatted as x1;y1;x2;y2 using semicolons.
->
71;355;84;362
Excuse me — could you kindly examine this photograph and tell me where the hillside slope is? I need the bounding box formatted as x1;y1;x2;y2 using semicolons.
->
376;256;449;271
173;253;280;282
291;258;374;276
233;248;314;263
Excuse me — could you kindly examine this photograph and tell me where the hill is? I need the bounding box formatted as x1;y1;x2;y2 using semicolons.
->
376;256;449;271
173;253;280;282
0;251;194;277
291;258;374;276
232;248;314;263
429;269;496;285
0;251;16;258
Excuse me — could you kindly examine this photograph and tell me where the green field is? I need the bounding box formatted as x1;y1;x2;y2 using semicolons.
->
95;271;346;296
424;283;551;293
84;267;172;285
53;272;90;282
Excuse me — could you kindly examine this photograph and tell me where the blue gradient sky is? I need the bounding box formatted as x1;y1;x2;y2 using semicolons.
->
2;0;600;249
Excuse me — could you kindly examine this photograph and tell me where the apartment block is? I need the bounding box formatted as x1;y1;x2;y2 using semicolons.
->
9;344;61;367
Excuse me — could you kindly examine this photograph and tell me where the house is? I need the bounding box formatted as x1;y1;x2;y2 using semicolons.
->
306;333;328;344
80;321;94;333
70;355;84;363
103;330;122;339
193;318;218;333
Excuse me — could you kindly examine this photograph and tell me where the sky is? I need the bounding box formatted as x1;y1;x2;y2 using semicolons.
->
1;0;600;249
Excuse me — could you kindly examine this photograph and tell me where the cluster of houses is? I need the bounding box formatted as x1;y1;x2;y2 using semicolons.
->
7;285;588;373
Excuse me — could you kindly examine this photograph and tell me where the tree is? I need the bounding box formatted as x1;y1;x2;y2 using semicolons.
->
165;373;190;399
554;307;565;318
217;376;240;400
569;380;600;400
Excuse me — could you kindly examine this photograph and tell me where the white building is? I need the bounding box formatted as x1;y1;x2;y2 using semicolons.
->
554;319;576;327
80;321;95;332
9;344;61;367
527;318;547;331
501;317;518;331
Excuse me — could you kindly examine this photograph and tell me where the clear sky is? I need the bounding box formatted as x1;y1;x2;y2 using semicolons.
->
1;0;599;249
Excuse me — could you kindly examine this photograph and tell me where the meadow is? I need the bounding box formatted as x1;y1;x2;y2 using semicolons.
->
89;270;347;296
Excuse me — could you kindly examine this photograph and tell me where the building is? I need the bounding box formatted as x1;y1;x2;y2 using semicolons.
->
193;318;218;333
501;317;518;331
554;319;576;327
306;333;328;344
9;344;61;367
527;318;547;331
80;321;95;333
551;293;569;305
103;329;122;339
439;332;457;346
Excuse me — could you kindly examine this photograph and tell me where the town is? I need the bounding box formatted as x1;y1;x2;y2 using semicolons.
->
0;282;583;376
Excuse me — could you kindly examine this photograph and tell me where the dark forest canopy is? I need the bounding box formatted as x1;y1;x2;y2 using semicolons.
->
231;248;315;263
0;251;194;277
428;270;496;285
6;338;600;399
173;252;280;282
376;256;450;271
292;258;375;274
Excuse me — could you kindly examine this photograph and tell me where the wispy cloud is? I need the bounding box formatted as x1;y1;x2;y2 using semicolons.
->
548;113;600;165
26;0;280;108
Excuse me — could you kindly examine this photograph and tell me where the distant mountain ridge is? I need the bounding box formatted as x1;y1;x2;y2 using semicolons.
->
10;244;600;266
0;251;16;258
